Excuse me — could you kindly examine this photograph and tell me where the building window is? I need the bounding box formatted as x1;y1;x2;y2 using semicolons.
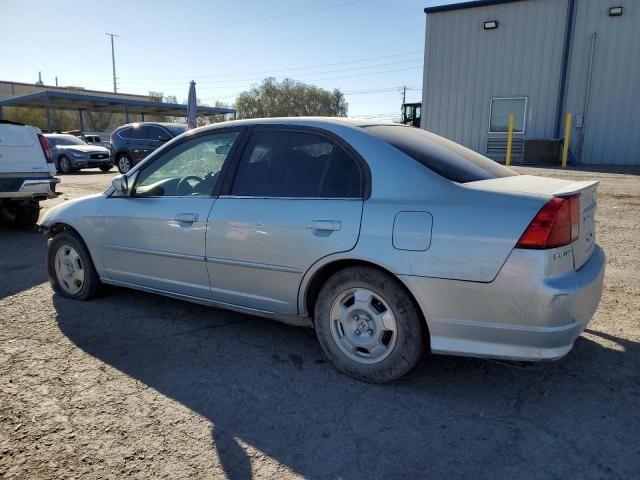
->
489;97;527;133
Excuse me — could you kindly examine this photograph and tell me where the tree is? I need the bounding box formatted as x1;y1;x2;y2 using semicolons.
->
193;100;233;126
148;91;163;102
235;78;348;119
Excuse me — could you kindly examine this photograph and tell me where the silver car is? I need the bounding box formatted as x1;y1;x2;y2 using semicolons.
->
41;118;605;383
44;134;112;173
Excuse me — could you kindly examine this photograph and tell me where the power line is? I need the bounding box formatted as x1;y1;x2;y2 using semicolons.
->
123;0;364;38
116;59;423;87
156;65;423;92
2;1;365;61
116;51;423;81
344;86;421;95
204;86;421;101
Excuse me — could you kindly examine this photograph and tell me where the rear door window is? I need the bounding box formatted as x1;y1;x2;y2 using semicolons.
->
130;126;150;140
231;129;362;198
147;126;167;141
363;125;517;183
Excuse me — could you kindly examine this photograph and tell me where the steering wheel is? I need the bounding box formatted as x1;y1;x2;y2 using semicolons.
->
176;175;203;196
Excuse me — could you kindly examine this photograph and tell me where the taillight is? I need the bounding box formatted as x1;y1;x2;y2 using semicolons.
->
516;194;580;249
37;133;54;164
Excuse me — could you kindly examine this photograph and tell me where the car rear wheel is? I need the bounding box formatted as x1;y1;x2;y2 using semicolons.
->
47;230;101;300
57;156;71;174
314;266;427;383
116;154;131;174
0;201;40;227
99;164;113;172
13;203;40;227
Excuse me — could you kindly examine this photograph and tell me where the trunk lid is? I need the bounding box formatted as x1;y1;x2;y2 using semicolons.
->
466;175;599;270
0;124;49;174
552;180;598;270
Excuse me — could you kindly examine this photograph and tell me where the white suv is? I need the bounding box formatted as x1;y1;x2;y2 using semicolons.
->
0;120;60;226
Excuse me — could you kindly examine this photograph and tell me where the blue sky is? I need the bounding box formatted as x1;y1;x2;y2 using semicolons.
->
2;0;465;120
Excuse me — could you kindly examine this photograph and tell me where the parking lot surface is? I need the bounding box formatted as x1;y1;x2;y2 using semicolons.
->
1;167;639;479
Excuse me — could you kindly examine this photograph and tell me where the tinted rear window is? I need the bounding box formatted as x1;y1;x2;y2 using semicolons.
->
163;124;188;136
118;127;132;139
363;125;517;183
130;126;149;140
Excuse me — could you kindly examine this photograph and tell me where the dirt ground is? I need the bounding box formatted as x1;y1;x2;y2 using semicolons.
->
1;166;639;479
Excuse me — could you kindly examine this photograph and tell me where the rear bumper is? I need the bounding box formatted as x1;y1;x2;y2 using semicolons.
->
400;245;606;361
0;177;60;200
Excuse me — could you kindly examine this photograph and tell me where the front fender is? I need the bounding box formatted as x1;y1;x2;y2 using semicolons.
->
41;193;108;275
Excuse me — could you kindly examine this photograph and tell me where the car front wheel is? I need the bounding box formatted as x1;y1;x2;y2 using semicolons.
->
116;154;131;173
314;266;427;383
57;156;71;174
99;164;113;172
47;230;101;300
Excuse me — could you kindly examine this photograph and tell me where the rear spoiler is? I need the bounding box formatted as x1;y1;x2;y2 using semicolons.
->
552;180;599;196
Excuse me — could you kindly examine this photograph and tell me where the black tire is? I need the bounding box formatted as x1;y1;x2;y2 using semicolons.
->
47;230;102;301
116;154;132;174
99;164;113;172
13;203;40;227
314;266;427;383
57;156;71;174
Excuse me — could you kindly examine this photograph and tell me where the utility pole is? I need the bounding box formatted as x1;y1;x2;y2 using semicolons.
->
401;85;407;123
106;33;119;93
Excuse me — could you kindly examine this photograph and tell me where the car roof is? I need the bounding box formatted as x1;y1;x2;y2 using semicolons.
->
43;133;76;137
195;116;397;133
117;122;187;128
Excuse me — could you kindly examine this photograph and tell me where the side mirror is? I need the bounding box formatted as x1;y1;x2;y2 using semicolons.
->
111;175;129;196
158;135;169;142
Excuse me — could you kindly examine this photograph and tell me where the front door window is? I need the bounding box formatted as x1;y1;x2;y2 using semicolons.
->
134;131;239;197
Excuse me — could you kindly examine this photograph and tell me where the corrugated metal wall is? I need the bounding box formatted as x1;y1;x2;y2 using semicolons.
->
422;0;568;155
563;0;640;165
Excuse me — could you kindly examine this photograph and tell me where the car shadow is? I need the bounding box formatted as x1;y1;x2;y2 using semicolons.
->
0;224;48;299
52;289;640;479
57;170;115;176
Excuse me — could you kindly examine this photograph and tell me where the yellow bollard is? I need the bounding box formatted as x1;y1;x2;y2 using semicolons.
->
505;113;514;166
562;113;572;168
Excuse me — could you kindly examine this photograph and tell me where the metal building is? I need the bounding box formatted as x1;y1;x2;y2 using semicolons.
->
421;0;640;165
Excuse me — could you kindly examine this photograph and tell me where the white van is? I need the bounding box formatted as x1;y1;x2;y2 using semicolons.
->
0;120;60;226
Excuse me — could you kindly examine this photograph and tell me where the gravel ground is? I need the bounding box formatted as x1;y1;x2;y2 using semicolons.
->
1;166;639;479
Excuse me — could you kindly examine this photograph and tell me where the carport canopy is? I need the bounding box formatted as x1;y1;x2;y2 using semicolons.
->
0;89;236;131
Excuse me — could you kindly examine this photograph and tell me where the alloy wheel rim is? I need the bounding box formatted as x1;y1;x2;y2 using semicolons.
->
54;244;85;295
60;157;69;172
118;157;130;172
329;288;398;364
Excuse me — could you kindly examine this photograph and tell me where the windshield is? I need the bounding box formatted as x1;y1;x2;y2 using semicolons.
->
362;125;517;183
163;124;188;136
46;135;87;147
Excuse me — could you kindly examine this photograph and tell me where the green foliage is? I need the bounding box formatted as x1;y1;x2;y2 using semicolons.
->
235;78;348;119
148;91;164;102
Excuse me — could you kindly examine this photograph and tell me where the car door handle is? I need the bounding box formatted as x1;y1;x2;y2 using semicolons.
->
175;213;199;223
307;220;341;232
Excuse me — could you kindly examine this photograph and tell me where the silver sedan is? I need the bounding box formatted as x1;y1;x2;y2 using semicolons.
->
41;118;605;383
